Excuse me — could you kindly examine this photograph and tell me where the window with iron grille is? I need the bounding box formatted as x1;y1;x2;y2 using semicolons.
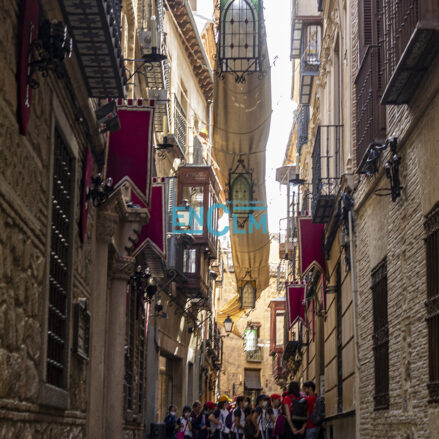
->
174;95;187;152
425;202;439;403
125;285;147;418
125;285;136;412
336;263;343;413
371;258;389;410
46;127;74;388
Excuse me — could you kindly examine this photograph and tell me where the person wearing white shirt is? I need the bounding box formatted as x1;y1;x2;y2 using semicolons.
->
233;396;246;439
179;406;193;439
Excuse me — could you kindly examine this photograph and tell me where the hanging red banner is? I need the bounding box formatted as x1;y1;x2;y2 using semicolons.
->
286;283;306;329
132;177;166;258
107;100;155;207
297;214;326;277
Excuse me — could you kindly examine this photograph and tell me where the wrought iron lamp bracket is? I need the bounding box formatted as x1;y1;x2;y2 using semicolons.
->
27;20;72;90
86;173;114;208
123;48;167;82
372;137;403;202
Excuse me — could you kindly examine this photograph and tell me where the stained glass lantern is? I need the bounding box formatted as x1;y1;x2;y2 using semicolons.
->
240;280;257;309
218;0;263;82
229;158;253;215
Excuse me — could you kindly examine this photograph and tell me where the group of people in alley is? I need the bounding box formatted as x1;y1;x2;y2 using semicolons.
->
164;381;325;439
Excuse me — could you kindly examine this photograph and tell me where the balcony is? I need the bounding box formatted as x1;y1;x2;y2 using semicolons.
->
290;0;321;59
355;45;386;171
246;346;263;363
299;25;321;104
279;217;297;260
60;0;126;97
311;125;342;224
381;0;439;104
297;104;310;150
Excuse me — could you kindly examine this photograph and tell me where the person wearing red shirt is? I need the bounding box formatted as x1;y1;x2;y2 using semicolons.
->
302;382;320;439
282;381;306;439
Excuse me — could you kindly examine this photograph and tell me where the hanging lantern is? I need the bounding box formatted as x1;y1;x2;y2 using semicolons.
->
218;0;263;82
243;327;258;352
240;279;256;309
229;158;253;215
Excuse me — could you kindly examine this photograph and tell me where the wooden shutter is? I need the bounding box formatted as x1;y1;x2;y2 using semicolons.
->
359;0;373;59
425;202;439;403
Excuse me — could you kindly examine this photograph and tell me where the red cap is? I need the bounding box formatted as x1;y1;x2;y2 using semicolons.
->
205;401;216;409
270;394;282;401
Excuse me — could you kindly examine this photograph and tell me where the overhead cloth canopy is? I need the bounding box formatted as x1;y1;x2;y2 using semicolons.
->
297;215;325;277
244;369;262;390
286;283;306;329
215;50;272;329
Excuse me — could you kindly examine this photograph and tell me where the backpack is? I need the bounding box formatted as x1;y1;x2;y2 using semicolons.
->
291;398;308;422
165;415;177;438
225;411;234;430
273;415;286;436
244;419;257;438
309;396;325;426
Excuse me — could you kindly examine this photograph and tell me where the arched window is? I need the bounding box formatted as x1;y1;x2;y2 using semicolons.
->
219;0;260;74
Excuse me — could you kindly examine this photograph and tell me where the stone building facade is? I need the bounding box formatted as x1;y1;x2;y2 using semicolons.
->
280;0;357;437
351;0;439;437
281;0;439;438
0;0;220;438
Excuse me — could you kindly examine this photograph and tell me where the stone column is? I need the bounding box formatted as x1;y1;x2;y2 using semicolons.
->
104;254;136;439
87;211;118;439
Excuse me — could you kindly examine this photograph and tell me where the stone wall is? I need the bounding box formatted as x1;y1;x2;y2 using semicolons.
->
0;0;94;437
217;241;284;399
352;5;439;432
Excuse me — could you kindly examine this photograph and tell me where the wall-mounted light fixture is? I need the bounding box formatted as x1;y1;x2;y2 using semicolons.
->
129;266;158;304
125;15;167;82
223;315;234;334
27;19;72;89
95;100;120;134
372;137;402;202
86;173;114;207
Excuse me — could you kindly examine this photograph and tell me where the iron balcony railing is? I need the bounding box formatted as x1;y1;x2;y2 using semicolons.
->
312;125;343;223
60;0;126;97
246;346;263;362
279;217;297;261
382;0;439;104
173;95;187;153
355;45;386;170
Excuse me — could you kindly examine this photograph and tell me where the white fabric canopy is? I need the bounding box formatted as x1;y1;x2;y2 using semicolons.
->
214;43;272;327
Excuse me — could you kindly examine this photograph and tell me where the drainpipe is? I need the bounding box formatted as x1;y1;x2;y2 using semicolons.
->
348;210;361;439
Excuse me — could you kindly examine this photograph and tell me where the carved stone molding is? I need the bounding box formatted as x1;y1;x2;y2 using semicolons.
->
317;5;341;89
96;211;119;243
111;255;136;281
